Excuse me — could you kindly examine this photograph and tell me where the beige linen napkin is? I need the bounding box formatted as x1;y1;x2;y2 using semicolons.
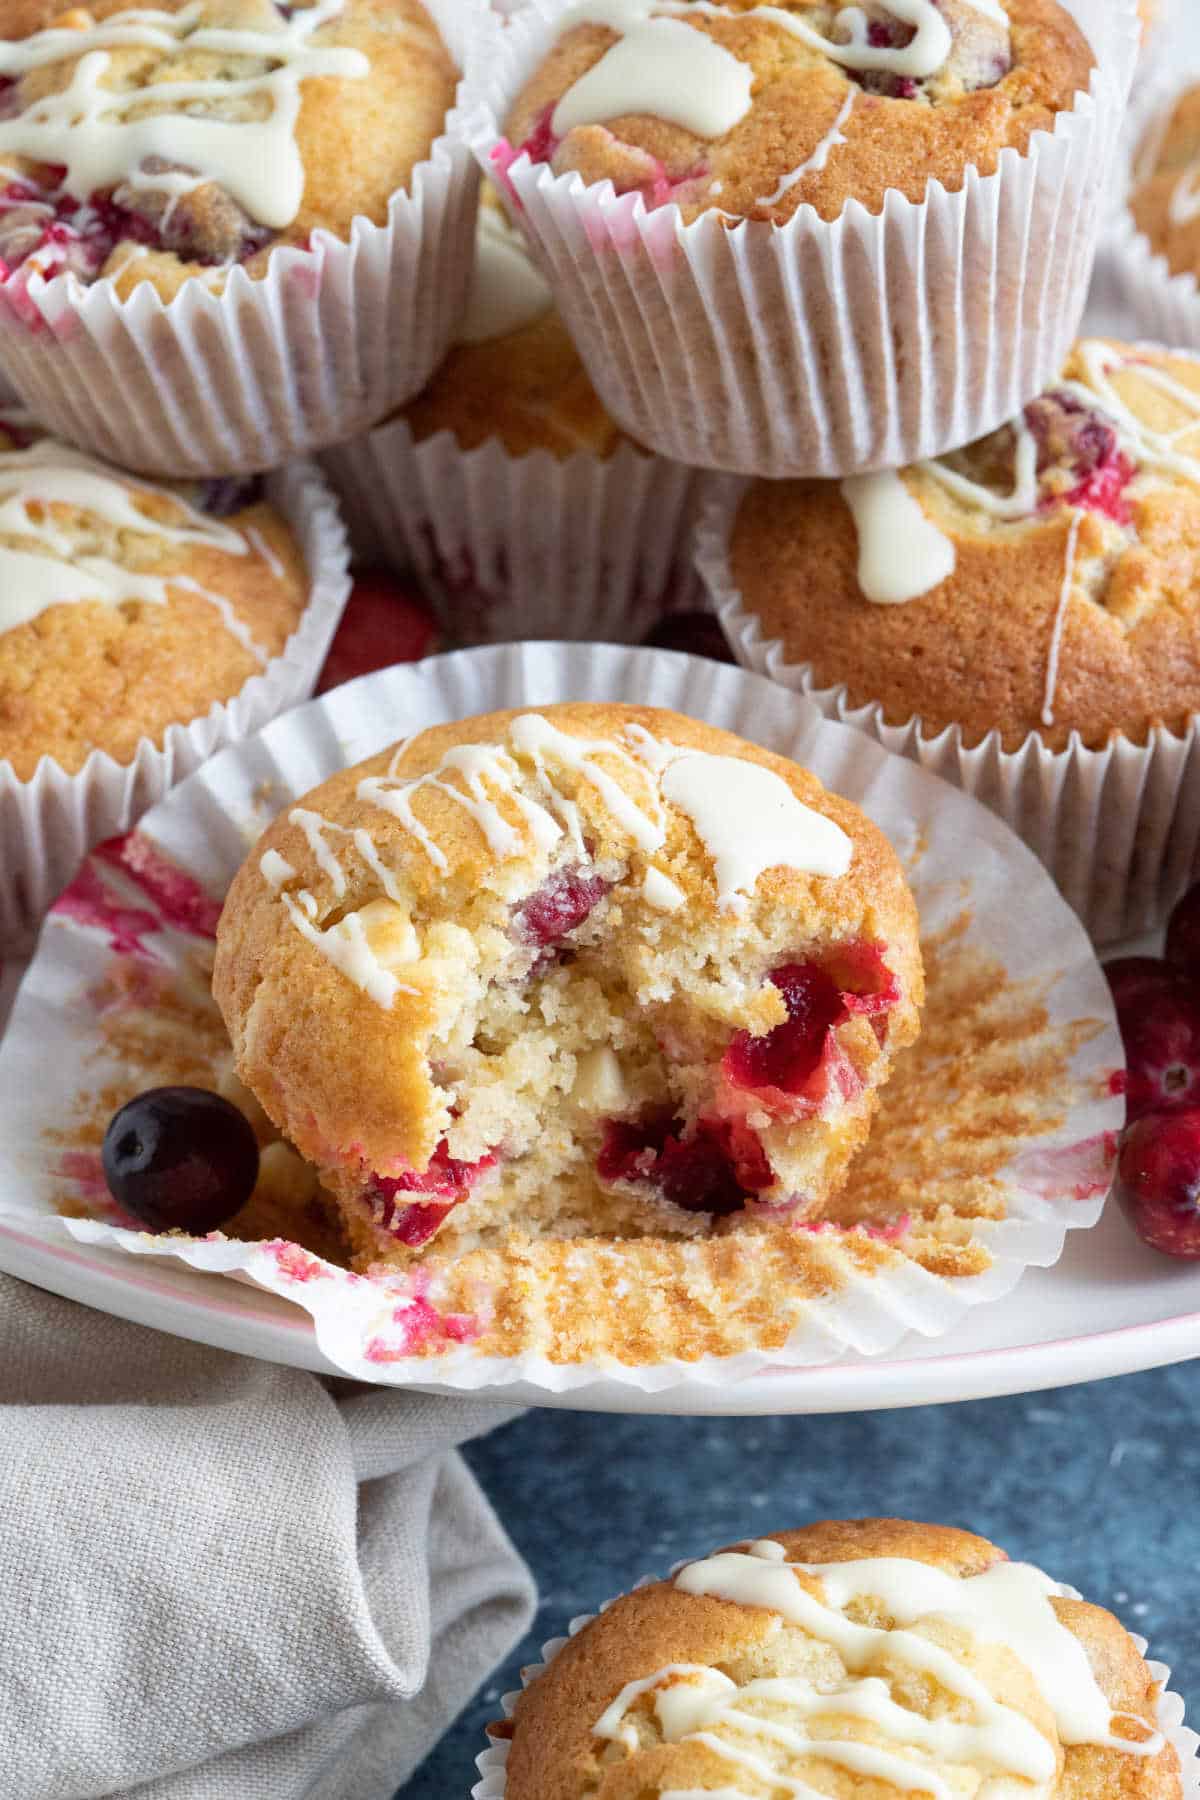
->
0;1274;534;1800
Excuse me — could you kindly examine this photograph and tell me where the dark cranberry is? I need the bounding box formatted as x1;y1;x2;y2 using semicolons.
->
1104;956;1185;1020
1119;1110;1200;1259
725;962;846;1096
1166;881;1200;980
642;611;736;664
598;1113;772;1216
514;868;612;950
1119;985;1200;1122
315;573;438;695
102;1087;259;1232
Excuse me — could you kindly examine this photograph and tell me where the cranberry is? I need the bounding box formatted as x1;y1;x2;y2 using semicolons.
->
315;574;438;694
1165;880;1200;980
102;1087;259;1232
370;1141;496;1246
642;611;736;664
1119;983;1200;1122
1118;1110;1200;1258
598;1113;772;1215
725;963;846;1096
1103;955;1185;1020
1060;452;1136;526
520;104;560;167
513;868;611;949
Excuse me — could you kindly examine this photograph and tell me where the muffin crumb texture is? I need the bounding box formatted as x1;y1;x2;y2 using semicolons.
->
503;1519;1182;1800
503;0;1094;224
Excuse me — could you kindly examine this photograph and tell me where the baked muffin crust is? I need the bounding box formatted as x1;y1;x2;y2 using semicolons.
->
0;419;308;776
504;1518;1181;1800
214;702;922;1268
0;0;457;302
1131;82;1200;283
727;338;1200;751
503;0;1095;224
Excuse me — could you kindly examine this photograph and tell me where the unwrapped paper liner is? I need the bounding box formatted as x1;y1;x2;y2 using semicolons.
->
471;1571;1200;1800
0;0;485;478
0;644;1123;1392
1106;59;1200;350
320;422;707;642
458;0;1136;478
698;483;1200;945
0;458;351;951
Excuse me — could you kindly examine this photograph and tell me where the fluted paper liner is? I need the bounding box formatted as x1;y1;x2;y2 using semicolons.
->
321;421;707;641
0;459;351;952
0;0;485;479
459;0;1136;479
471;1574;1199;1800
699;481;1200;945
0;644;1123;1393
1107;60;1200;351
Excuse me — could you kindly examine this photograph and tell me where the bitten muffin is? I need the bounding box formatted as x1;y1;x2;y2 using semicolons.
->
499;1519;1181;1800
0;0;458;302
0;417;308;777
502;0;1095;225
213;703;922;1272
399;188;624;458
723;338;1200;752
1131;82;1200;283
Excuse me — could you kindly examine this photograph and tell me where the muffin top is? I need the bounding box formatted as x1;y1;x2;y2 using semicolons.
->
0;418;308;777
214;702;922;1265
727;338;1200;751
503;1518;1180;1800
502;0;1094;225
1131;82;1200;281
400;190;625;458
0;0;457;302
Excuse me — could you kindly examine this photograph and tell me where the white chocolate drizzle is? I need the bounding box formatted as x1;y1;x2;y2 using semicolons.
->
642;866;685;910
458;204;552;346
840;469;957;604
0;434;268;641
0;0;370;233
627;1540;1162;1799
1041;508;1083;728
756;91;855;209
259;849;295;891
1169;162;1200;228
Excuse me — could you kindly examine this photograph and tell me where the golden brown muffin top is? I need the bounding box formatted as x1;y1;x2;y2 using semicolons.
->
1131;82;1200;283
503;0;1094;225
0;0;457;301
729;338;1200;751
214;702;921;1177
504;1518;1181;1800
0;417;308;777
400;191;625;459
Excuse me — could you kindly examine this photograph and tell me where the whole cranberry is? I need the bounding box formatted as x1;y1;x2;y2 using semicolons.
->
1118;981;1200;1122
1118;1110;1200;1258
1165;880;1200;981
315;573;437;695
1103;955;1182;1022
102;1087;259;1233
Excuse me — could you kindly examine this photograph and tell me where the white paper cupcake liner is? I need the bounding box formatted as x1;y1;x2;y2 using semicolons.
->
0;459;351;953
698;482;1200;946
320;421;708;641
472;1570;1200;1800
0;644;1124;1392
0;0;486;479
459;0;1136;479
1106;59;1200;350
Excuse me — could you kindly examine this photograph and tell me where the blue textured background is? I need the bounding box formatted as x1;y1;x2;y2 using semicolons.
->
398;1364;1200;1797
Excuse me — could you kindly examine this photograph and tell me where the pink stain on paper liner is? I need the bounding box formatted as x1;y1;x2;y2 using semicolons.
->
1008;1132;1119;1203
51;832;222;957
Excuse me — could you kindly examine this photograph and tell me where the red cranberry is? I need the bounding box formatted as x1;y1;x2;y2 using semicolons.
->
520;104;560;166
102;1087;259;1233
513;868;611;950
724;963;845;1097
598;1113;772;1216
371;1141;496;1246
1118;1110;1200;1258
1165;881;1200;980
643;611;736;664
1119;983;1200;1122
1103;955;1185;1020
315;574;438;694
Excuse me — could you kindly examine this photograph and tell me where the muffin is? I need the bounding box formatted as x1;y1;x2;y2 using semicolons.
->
213;703;923;1273
495;1519;1182;1800
0;420;308;779
1131;82;1200;287
0;0;483;477
463;0;1128;477
0;0;458;304
717;338;1200;754
503;0;1094;226
322;191;706;641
